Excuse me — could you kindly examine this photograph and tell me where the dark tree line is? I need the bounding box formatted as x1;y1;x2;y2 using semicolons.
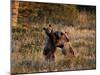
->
18;1;96;25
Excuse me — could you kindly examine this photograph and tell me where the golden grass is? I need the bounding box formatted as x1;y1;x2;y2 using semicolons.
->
11;23;96;74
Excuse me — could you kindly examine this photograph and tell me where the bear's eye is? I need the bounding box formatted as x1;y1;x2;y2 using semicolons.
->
43;27;46;30
61;32;63;35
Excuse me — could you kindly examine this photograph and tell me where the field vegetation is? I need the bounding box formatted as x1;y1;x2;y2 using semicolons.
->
11;1;96;74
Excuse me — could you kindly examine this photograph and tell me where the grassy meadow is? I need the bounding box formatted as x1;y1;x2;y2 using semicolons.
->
11;2;96;74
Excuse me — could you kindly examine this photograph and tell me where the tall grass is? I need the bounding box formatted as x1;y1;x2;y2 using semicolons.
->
11;22;96;74
11;3;96;74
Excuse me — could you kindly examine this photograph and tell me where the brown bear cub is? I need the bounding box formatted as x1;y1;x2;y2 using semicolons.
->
43;25;74;61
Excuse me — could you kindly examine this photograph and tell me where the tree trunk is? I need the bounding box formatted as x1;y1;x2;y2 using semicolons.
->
11;0;19;27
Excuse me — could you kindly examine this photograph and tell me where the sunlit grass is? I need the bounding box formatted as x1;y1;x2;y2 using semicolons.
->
11;22;96;74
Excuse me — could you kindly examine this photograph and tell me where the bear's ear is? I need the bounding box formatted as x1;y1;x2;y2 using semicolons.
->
43;27;46;30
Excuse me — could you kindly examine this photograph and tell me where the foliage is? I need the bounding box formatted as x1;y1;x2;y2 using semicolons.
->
11;2;96;74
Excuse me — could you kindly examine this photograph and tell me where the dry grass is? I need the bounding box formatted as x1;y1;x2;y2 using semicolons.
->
11;3;96;73
11;22;96;74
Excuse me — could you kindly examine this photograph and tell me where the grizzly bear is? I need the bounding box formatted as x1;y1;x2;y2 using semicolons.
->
43;25;74;61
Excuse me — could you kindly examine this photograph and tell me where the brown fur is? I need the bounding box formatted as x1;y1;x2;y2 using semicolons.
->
43;25;74;61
